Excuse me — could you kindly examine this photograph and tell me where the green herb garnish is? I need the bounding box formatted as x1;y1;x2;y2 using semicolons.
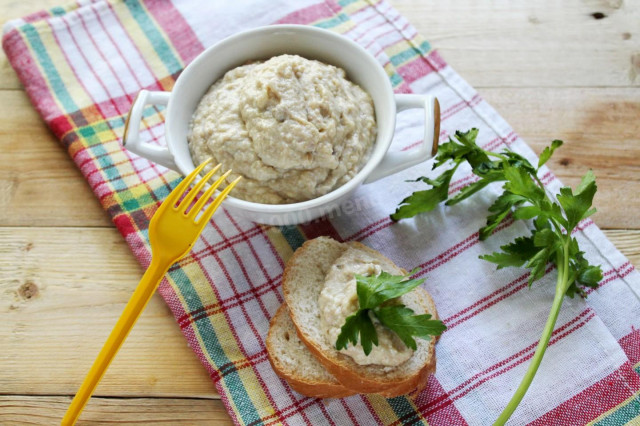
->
335;270;446;355
391;129;603;424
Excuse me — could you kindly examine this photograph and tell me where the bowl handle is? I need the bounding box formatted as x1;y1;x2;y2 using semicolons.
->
363;94;440;184
122;90;178;171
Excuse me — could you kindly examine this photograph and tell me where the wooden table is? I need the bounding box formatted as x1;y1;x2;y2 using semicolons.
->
1;1;639;424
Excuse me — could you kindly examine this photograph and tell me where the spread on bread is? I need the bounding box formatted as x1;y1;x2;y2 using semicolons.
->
267;237;445;398
319;247;413;366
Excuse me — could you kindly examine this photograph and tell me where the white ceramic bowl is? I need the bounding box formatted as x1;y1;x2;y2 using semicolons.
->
123;25;439;225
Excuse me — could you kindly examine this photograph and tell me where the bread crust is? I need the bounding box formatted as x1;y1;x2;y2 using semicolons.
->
266;304;356;399
291;289;437;396
283;237;440;397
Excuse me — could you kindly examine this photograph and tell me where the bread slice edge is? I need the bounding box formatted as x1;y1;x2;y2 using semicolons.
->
266;304;356;399
283;237;440;396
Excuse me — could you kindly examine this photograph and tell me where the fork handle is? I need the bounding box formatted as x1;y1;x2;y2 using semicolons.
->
61;257;171;425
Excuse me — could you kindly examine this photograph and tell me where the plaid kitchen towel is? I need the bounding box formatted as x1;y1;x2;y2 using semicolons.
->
4;0;640;424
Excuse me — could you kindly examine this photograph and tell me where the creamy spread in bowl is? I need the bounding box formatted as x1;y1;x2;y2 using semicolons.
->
187;54;376;204
318;247;414;366
123;24;440;225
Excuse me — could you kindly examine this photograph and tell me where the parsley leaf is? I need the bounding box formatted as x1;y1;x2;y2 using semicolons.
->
391;128;603;424
479;236;538;269
525;246;553;285
503;165;545;202
335;270;446;355
479;191;525;240
446;174;502;206
565;247;603;298
356;271;424;309
375;306;446;350
556;170;597;230
390;165;460;221
433;129;481;167
336;310;377;355
538;140;563;169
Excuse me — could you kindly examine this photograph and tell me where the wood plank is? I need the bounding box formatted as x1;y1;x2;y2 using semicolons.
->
604;230;640;266
2;1;639;90
0;90;112;227
394;0;640;88
481;87;640;229
0;2;635;425
1;87;637;229
1;226;638;399
0;227;217;397
0;395;232;425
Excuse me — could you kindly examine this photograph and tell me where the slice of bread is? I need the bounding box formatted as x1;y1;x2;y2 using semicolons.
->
266;304;355;398
282;237;439;397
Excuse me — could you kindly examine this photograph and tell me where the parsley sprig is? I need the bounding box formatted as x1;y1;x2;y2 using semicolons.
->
391;129;603;424
335;270;446;355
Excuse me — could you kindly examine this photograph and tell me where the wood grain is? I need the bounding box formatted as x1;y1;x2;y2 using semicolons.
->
1;0;639;424
0;226;637;401
394;0;640;88
0;227;217;397
2;1;639;90
1;88;637;229
0;395;231;425
603;230;640;264
482;87;640;229
0;91;112;227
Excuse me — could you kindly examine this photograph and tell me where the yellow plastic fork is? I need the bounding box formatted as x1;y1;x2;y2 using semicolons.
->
62;159;240;425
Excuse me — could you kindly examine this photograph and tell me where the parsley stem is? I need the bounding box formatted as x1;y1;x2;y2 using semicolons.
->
533;174;546;194
549;217;566;237
484;150;509;161
494;242;570;425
